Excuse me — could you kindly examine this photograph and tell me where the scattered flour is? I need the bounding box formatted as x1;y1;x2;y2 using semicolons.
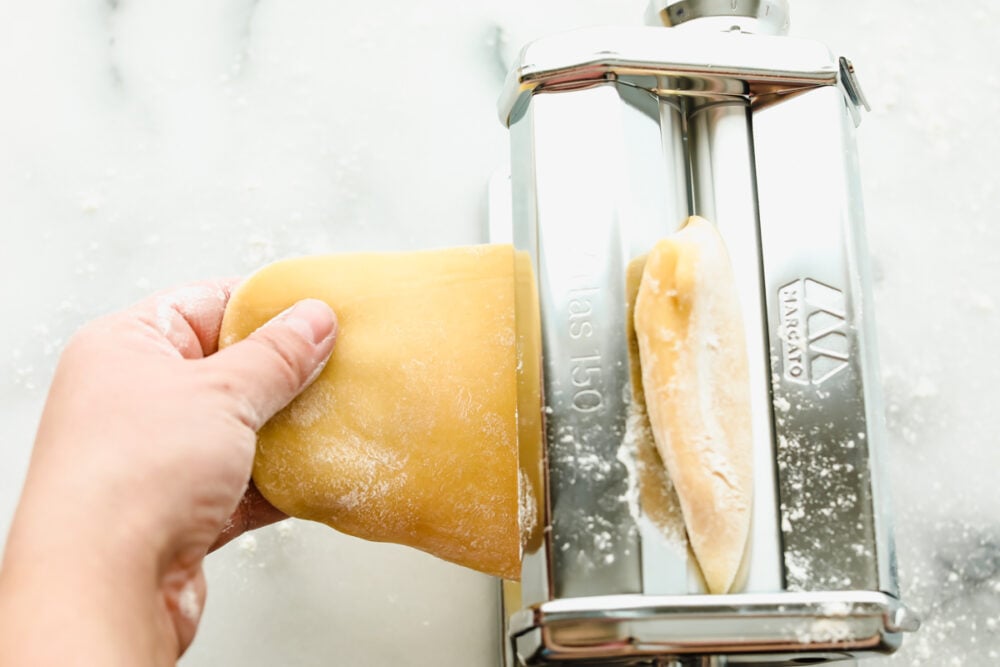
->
237;534;258;555
518;467;538;550
795;619;852;644
178;581;201;622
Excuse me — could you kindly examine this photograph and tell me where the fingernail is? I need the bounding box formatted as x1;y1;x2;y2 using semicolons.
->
283;299;336;345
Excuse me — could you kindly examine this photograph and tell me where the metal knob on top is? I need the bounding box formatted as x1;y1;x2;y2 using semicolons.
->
647;0;791;35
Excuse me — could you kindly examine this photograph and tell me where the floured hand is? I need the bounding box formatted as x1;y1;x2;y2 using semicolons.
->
0;280;336;666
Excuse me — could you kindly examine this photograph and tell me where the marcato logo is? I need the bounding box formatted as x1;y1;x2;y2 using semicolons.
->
777;279;849;385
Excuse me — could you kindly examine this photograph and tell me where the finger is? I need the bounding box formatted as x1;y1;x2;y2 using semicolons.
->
209;482;288;553
125;279;241;359
204;298;337;430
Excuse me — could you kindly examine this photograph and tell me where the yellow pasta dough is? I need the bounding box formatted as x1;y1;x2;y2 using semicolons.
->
219;245;523;580
633;216;753;594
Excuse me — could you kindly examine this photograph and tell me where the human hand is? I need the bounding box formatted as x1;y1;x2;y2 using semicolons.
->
0;280;336;666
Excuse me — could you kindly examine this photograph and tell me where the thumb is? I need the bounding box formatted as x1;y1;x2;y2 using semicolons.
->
208;299;337;430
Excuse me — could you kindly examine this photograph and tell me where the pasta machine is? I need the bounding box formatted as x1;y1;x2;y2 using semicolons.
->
489;0;920;664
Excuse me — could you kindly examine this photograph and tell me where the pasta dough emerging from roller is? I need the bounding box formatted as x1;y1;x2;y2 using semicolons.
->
633;216;754;594
219;245;521;580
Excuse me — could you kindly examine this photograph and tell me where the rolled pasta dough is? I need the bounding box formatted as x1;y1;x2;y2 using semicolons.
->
633;217;753;594
219;245;521;580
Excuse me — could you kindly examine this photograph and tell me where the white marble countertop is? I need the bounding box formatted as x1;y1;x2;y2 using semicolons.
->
1;1;998;665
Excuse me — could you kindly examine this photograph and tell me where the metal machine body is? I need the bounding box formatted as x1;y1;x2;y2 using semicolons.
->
494;1;918;664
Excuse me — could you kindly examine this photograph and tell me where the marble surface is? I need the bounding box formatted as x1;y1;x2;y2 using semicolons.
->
1;0;999;665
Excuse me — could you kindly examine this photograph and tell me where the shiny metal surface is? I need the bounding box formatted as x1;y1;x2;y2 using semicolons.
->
510;591;914;665
499;28;839;128
509;81;684;603
838;57;871;127
497;13;916;666
531;87;645;596
753;84;896;594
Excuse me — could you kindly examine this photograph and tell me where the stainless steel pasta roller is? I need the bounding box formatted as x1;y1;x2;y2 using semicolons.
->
490;1;919;664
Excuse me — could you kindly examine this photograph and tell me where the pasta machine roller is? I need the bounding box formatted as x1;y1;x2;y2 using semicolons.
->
490;0;920;664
